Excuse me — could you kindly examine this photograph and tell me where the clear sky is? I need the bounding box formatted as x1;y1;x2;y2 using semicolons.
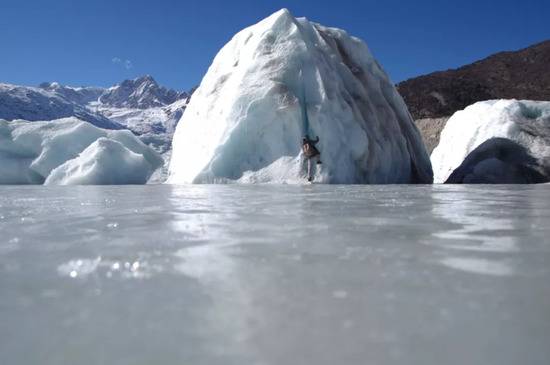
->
1;0;548;91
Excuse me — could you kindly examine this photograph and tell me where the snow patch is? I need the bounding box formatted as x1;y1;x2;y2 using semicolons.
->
429;91;447;106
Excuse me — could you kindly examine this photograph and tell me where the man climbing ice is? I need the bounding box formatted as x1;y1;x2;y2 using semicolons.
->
302;135;322;182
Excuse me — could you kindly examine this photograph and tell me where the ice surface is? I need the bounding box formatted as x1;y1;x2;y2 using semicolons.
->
169;9;432;184
431;99;550;183
1;184;550;365
0;118;163;184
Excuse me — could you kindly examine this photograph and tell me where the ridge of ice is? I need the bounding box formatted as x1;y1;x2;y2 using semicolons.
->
45;137;155;185
168;9;432;184
0;117;163;184
431;99;550;183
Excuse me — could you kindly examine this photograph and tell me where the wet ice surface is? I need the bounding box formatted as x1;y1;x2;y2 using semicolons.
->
1;185;549;365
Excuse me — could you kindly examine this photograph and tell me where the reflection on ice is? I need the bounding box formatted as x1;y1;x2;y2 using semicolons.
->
439;257;514;276
57;256;159;279
430;187;519;253
57;257;102;278
424;186;535;277
174;244;237;281
1;184;550;365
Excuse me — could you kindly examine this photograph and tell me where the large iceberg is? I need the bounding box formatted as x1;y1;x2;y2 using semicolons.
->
431;100;550;183
168;9;432;184
0;118;163;185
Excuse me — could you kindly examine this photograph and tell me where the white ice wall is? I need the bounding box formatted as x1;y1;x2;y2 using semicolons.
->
431;100;550;183
168;9;432;184
0;118;163;185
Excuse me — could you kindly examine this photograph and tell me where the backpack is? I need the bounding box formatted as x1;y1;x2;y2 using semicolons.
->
303;141;319;158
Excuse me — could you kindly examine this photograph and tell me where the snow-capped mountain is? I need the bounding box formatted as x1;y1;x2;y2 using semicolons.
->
0;76;193;156
99;75;189;109
38;82;104;105
0;83;122;130
89;97;188;154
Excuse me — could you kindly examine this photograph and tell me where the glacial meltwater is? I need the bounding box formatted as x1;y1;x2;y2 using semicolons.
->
1;184;549;365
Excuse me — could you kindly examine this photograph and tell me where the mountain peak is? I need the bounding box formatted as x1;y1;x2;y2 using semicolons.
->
100;76;186;109
270;8;293;20
259;8;298;31
39;81;61;89
134;75;157;84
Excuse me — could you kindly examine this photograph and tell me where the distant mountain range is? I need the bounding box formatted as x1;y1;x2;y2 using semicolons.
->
397;40;550;120
0;76;193;153
97;75;189;109
0;83;121;130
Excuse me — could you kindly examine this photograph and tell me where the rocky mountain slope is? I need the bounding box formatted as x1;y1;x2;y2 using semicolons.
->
397;40;550;120
413;117;450;154
397;40;550;153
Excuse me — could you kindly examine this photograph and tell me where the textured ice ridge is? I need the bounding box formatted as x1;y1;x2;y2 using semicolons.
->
168;9;432;184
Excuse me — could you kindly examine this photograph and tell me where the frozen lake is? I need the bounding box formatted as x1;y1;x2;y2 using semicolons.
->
1;184;549;365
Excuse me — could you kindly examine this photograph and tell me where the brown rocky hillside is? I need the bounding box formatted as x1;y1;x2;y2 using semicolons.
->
397;40;550;120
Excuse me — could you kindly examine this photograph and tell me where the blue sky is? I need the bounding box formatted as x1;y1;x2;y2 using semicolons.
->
1;0;548;91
